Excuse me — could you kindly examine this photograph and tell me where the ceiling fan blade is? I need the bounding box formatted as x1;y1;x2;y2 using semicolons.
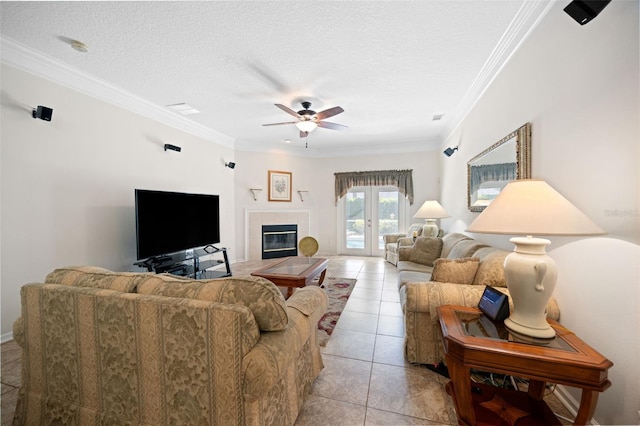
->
275;104;302;118
262;121;298;126
317;121;348;130
315;106;344;120
300;130;309;138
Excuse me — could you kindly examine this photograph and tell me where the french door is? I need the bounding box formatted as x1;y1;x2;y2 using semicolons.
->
339;186;408;256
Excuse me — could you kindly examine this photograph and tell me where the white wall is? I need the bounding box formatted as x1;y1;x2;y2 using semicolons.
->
234;149;440;260
1;64;236;337
440;1;639;424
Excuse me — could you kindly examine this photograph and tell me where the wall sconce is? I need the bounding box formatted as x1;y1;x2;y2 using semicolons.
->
249;188;263;201
443;146;458;157
225;162;236;169
32;105;53;121
164;144;182;152
297;190;309;202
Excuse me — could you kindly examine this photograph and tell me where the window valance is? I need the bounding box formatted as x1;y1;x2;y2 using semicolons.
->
334;169;414;205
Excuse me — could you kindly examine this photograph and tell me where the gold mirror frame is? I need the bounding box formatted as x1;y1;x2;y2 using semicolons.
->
467;123;531;212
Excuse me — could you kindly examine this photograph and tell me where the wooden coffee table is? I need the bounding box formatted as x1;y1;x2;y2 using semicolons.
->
251;257;328;298
437;305;612;426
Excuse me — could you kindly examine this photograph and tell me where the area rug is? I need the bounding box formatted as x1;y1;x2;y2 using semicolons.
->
317;277;356;346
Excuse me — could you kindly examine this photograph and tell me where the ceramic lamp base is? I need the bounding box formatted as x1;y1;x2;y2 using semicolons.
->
503;236;557;340
423;219;439;238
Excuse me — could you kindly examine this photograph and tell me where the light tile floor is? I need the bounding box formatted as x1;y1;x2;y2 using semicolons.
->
1;255;573;425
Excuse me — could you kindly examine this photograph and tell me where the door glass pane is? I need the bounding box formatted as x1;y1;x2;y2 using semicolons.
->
346;191;365;249
378;191;399;250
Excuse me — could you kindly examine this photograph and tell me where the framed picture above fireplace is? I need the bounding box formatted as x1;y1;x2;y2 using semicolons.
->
268;170;292;202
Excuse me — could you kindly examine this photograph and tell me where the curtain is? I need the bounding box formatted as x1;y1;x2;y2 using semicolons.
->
334;169;414;205
469;163;516;195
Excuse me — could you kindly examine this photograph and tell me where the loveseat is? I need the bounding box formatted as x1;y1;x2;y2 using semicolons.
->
397;233;560;365
12;266;327;426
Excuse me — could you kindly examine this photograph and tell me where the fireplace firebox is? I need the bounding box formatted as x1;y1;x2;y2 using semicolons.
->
262;224;298;259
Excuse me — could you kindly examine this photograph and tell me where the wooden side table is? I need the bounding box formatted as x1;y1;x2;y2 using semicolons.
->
437;305;612;426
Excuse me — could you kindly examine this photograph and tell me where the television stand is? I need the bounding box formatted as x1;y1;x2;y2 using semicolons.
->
134;247;231;279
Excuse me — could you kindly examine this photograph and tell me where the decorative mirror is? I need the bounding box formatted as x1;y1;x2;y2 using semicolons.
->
467;123;531;212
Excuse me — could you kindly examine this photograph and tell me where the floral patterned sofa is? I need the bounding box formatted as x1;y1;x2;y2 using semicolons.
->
397;233;560;365
12;266;327;426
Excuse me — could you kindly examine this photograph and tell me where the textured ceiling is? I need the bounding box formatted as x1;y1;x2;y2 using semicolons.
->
0;1;551;156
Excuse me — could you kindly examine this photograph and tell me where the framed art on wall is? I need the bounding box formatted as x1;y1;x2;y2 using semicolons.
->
268;170;292;202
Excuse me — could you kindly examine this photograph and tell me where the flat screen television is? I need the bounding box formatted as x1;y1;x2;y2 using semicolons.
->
135;189;220;260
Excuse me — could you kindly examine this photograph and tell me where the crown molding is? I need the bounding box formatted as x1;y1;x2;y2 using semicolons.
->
440;0;555;141
1;36;235;148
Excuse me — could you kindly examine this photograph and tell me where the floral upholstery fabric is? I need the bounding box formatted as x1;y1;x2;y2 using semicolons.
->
431;257;480;284
45;266;153;292
472;247;510;287
137;274;288;331
14;270;328;426
14;283;256;425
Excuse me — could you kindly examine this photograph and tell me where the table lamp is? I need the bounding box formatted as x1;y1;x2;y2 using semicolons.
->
467;179;604;340
414;200;451;237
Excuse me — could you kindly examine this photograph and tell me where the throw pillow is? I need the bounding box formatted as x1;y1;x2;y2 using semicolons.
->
137;275;288;331
408;237;443;266
431;257;480;284
472;248;509;287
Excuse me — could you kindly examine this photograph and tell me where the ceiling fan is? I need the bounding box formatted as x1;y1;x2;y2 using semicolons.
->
262;101;347;138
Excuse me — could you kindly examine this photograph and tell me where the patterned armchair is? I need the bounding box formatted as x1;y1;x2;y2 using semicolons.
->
12;266;327;426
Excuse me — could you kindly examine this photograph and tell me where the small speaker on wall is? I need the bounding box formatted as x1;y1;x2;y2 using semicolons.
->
32;105;53;121
563;0;611;25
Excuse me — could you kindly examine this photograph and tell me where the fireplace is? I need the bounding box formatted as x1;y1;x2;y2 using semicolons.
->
262;224;298;259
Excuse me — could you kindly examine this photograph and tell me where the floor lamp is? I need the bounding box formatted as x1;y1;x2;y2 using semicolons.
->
467;179;604;340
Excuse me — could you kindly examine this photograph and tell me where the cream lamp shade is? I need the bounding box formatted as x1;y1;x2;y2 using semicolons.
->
414;200;450;237
467;179;604;341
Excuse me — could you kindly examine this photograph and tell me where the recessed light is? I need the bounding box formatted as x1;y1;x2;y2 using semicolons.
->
284;139;291;144
167;103;200;115
70;40;88;53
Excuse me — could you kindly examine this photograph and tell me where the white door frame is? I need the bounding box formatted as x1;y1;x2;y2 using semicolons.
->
337;186;409;256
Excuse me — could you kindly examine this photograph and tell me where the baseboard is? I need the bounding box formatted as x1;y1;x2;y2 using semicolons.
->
1;331;14;344
553;384;600;425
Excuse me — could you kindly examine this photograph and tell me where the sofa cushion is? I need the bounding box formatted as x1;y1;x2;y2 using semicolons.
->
447;239;488;259
406;237;443;266
137;275;288;331
472;247;510;287
45;266;152;292
431;257;480;285
440;233;473;258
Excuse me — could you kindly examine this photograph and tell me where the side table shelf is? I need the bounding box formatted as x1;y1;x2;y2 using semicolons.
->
437;305;612;426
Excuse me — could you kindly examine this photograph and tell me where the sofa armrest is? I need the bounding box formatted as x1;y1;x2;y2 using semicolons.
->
383;233;405;244
242;287;327;402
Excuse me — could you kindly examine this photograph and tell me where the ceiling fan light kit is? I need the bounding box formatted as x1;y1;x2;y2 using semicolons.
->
263;101;346;138
296;120;317;133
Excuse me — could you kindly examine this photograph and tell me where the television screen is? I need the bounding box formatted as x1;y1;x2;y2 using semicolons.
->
135;189;220;260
